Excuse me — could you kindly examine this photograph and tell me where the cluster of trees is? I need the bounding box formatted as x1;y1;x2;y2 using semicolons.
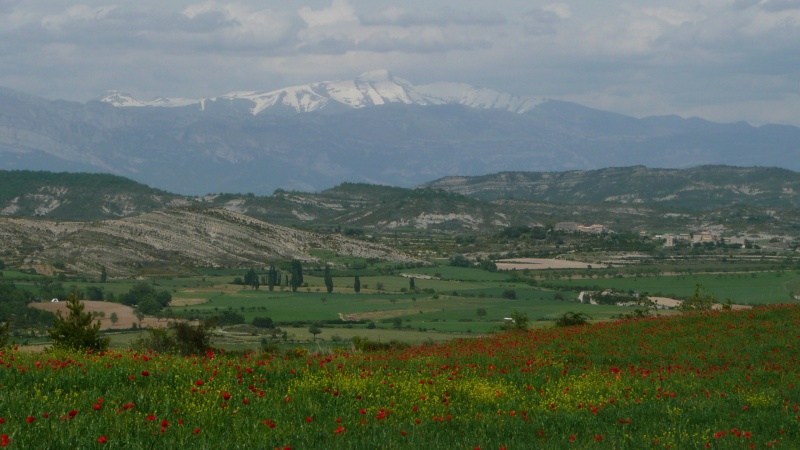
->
449;254;497;272
119;283;172;315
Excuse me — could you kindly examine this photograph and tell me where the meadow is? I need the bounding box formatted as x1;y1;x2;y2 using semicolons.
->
0;305;798;448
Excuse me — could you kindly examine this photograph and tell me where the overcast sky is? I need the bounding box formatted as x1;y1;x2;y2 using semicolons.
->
1;0;799;126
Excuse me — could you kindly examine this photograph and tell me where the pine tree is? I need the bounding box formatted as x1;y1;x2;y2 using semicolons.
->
267;265;277;291
324;264;334;294
48;294;109;351
290;260;303;292
354;276;361;294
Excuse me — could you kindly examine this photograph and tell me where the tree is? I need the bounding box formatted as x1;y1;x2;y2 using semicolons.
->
0;259;5;270
86;286;104;301
252;316;274;328
244;268;259;290
409;277;415;290
308;323;322;341
678;284;716;312
48;294;109;351
290;260;304;292
100;266;107;283
109;312;119;325
476;308;487;317
501;289;517;300
449;254;471;267
354;276;361;294
508;311;529;331
554;311;590;327
324;265;334;294
267;265;278;291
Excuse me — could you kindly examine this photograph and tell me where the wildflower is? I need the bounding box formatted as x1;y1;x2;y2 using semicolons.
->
334;426;345;435
97;436;107;443
146;414;156;421
141;370;149;377
193;428;201;434
26;416;35;424
305;416;313;423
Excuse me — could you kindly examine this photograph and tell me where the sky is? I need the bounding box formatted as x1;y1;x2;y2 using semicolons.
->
1;0;799;126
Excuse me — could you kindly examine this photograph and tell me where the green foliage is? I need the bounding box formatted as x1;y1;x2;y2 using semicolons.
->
476;308;487;317
244;268;259;290
678;284;717;312
267;265;278;291
501;289;517;300
85;286;104;301
308;322;322;340
48;294;109;352
120;283;171;313
506;310;529;331
354;276;361;293
0;260;5;270
290;260;303;292
215;310;245;326
251;317;274;328
0;321;8;348
134;319;216;355
554;311;591;327
449;254;471;267
324;265;334;294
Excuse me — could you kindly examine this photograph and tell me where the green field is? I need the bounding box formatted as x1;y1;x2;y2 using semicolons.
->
537;270;800;304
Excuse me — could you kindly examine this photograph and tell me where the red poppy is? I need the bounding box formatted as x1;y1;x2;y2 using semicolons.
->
146;414;156;421
25;416;35;424
193;428;201;434
141;371;150;377
97;436;107;444
305;416;313;423
1;434;9;447
334;426;345;435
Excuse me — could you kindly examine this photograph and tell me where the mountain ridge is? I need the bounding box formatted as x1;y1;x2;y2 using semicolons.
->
98;69;543;115
2;75;799;195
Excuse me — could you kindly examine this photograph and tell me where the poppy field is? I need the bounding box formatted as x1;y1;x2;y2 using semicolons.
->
1;305;799;449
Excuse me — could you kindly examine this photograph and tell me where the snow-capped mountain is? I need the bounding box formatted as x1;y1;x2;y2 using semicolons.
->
99;70;542;115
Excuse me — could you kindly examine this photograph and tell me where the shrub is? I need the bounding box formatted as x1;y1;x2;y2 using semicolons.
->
501;289;517;299
554;311;591;327
48;294;109;352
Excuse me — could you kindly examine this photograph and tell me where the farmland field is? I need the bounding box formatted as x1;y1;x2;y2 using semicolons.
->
1;305;798;448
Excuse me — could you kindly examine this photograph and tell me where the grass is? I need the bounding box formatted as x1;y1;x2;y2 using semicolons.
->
2;305;799;448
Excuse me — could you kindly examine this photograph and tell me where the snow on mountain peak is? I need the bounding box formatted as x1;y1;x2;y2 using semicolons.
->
99;90;201;108
101;72;542;115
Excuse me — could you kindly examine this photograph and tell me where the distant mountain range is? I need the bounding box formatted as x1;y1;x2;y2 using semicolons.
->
1;72;799;194
99;69;541;115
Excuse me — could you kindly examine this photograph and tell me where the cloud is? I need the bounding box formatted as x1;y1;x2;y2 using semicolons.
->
360;6;506;27
298;0;357;27
521;5;570;36
761;0;800;12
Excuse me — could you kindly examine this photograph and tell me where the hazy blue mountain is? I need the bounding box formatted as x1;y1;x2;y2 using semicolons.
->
1;74;799;195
